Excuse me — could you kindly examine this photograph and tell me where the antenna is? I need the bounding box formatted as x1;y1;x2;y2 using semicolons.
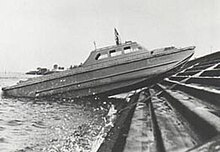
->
93;41;97;50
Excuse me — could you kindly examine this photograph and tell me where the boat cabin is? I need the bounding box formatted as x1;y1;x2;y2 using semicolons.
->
83;41;144;66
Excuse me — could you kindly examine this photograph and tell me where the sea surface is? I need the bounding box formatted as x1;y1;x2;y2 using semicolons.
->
0;72;114;152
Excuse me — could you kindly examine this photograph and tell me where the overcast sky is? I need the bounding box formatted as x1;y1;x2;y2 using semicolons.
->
0;0;220;72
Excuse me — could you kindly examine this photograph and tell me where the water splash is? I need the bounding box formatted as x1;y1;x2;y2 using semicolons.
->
0;73;123;152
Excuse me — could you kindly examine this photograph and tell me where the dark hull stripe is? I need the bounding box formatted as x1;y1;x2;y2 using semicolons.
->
40;78;147;98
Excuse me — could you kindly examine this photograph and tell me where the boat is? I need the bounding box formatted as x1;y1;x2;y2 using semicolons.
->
2;30;195;99
25;65;65;75
25;68;53;75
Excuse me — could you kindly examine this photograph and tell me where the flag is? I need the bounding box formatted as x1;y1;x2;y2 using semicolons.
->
114;28;121;45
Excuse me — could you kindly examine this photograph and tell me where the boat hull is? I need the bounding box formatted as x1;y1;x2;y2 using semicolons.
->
2;48;194;99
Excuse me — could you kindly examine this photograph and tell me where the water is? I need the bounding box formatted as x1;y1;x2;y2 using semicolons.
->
0;72;115;152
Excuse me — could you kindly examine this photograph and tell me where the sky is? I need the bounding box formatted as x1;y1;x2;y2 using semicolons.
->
0;0;220;72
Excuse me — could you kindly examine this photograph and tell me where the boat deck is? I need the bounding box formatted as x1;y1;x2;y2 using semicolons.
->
96;51;220;152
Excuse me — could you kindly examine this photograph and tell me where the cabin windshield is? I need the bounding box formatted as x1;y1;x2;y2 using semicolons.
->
109;50;122;57
123;46;140;54
95;44;141;60
95;53;108;60
124;46;132;54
